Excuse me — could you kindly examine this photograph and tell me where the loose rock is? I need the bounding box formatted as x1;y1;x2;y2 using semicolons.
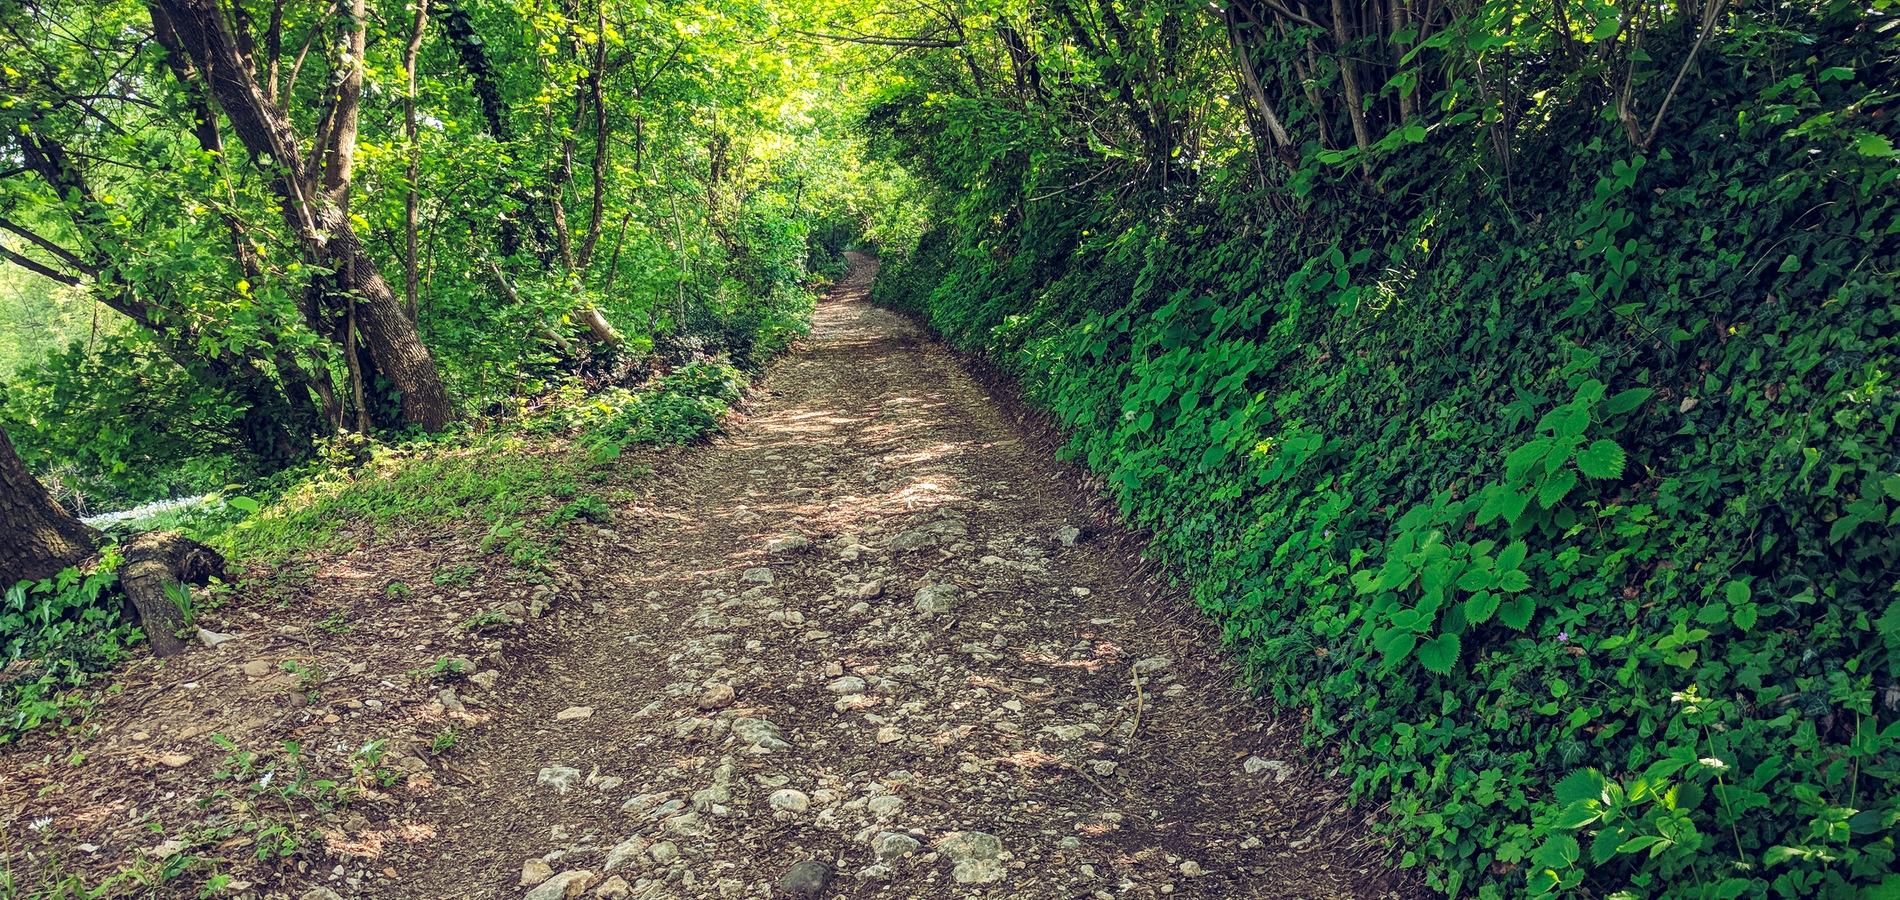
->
768;788;811;814
940;831;1006;884
521;858;554;886
913;583;962;615
537;766;583;794
766;535;811;553
872;832;922;863
776;859;832;899
522;870;591;900
603;836;649;871
697;683;736;710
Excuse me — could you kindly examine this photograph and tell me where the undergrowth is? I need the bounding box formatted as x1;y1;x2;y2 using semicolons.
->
0;357;759;747
870;9;1900;898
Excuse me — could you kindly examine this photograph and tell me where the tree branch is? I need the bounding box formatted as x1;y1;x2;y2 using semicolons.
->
0;243;83;286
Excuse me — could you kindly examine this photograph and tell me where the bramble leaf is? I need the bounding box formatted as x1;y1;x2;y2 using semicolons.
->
1575;439;1625;479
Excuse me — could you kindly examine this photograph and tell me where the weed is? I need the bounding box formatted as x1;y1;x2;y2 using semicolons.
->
315;611;352;635
459;611;511;632
429;726;458;755
425;657;469;683
430;566;474;587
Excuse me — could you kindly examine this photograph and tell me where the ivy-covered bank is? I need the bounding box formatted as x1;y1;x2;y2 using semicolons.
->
865;3;1900;897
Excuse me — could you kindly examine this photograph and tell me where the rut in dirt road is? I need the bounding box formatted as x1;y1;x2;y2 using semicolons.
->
400;254;1421;900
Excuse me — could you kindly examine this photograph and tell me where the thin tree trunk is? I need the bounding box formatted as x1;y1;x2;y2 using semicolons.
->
403;0;430;322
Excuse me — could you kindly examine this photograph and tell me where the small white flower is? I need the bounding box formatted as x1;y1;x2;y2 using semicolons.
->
257;771;274;789
1698;757;1729;771
29;816;53;831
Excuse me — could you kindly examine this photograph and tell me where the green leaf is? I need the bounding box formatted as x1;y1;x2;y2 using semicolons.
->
1575;439;1626;479
1830;515;1864;543
1882;474;1900;501
1380;631;1418;667
1590;827;1626;865
1553;800;1603;829
1497;540;1528;571
1554;768;1606;805
1534;832;1580;869
1498;489;1533;526
1860;132;1900;158
1618;835;1669;857
1497;569;1531;592
1499;595;1536;629
1778;253;1801;273
1457;568;1496;591
1464;590;1501;624
1603;388;1652;414
226;496;260;513
1538;468;1578;508
1505;439;1550;478
1696;603;1729;625
1416;633;1460;673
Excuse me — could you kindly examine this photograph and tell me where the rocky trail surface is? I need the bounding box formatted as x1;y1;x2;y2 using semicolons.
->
0;256;1421;900
398;257;1418;900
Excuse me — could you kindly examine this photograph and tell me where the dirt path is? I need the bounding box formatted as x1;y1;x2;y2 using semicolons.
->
396;255;1419;900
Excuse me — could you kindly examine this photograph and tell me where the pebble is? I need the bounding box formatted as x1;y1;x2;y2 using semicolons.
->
648;841;680;864
240;659;273;678
913;583;962;615
731;717;790;750
1243;756;1293;782
195;627;236;648
157;753;192;768
697;683;736;710
1054;524;1083;547
768;789;811;813
775;860;832;899
873;832;921;863
1180;861;1207;877
742;567;774;584
520;858;553;886
592;876;630;899
603;836;649;871
826;676;866;693
767;535;811;553
555;706;594;721
940;831;1006;884
1133;656;1172;674
537;766;583;794
522;870;591;900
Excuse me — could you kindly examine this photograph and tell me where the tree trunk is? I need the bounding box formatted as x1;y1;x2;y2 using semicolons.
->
153;0;454;433
119;532;225;658
2;428;226;657
0;427;101;589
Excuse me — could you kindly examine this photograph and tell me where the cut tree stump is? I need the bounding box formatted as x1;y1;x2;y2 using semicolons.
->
119;532;225;657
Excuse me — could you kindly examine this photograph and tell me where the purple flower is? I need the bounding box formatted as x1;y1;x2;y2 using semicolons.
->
1557;631;1570;642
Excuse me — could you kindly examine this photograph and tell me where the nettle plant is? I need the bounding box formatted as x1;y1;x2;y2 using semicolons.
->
1353;354;1649;674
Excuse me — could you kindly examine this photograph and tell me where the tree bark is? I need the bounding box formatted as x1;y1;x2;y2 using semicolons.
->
2;428;225;657
0;427;101;589
119;532;225;658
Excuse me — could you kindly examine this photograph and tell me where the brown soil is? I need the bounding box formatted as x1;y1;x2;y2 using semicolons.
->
0;255;1426;900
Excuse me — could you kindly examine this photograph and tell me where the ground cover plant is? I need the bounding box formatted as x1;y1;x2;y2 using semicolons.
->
862;0;1900;897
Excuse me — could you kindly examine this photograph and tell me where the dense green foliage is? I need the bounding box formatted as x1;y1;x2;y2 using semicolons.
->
0;0;916;508
865;0;1900;896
